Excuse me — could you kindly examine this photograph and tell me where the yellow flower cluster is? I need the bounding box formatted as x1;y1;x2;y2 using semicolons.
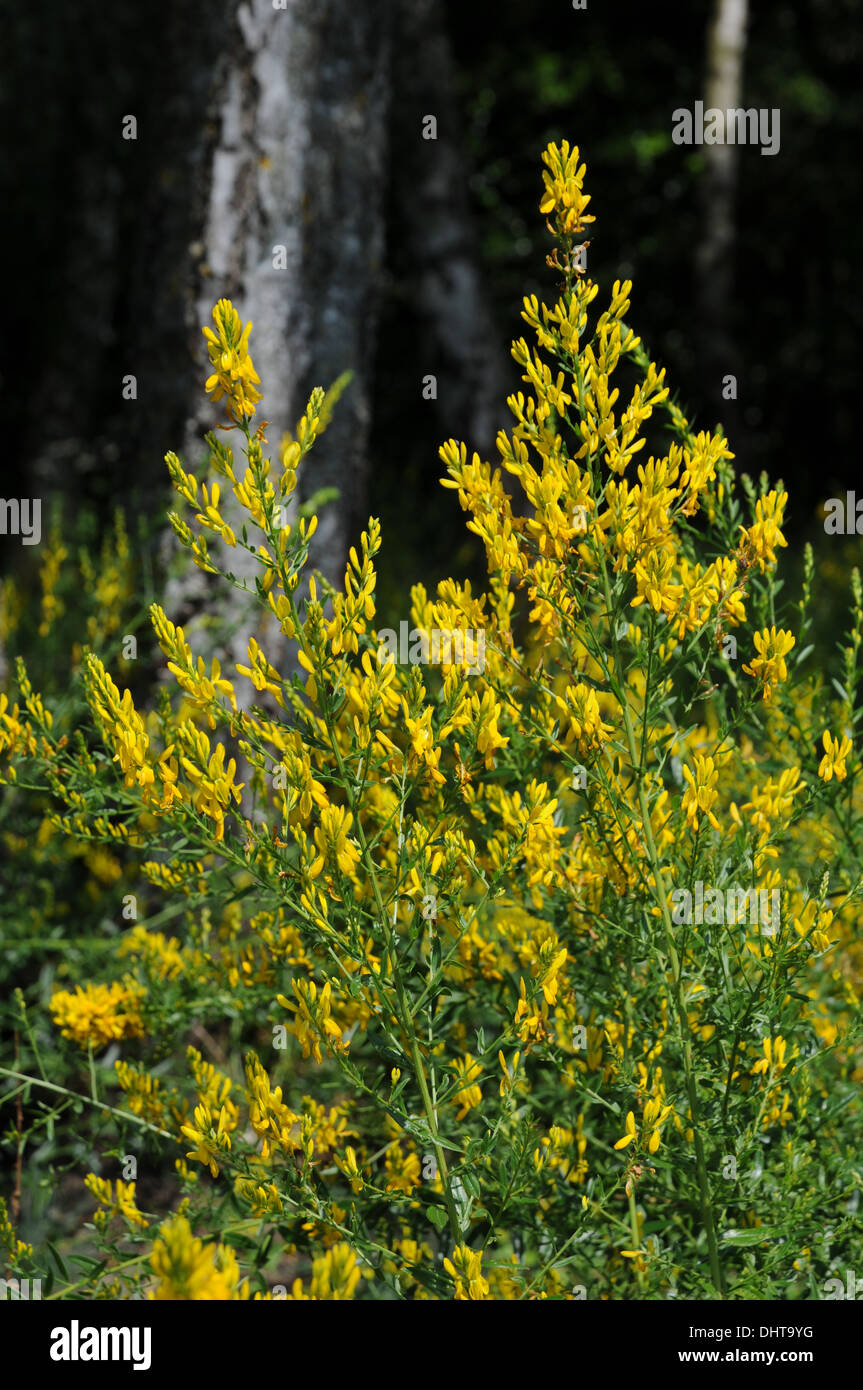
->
114;1060;183;1129
50;980;146;1050
742;626;796;701
277;978;350;1064
84;655;180;812
818;730;851;782
0;1196;32;1264
284;1243;361;1300
681;754;721;833
539;139;595;239
443;1244;489;1300
149;1214;250;1300
84;1175;149;1229
202;298;262;423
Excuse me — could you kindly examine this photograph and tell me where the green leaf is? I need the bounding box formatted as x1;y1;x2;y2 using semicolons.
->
46;1240;70;1279
460;1169;482;1200
721;1228;777;1247
426;1205;449;1233
69;1256;109;1284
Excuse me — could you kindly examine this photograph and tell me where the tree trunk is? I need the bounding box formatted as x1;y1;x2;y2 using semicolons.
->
164;0;394;688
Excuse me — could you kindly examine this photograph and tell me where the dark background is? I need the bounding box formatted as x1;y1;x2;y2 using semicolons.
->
1;0;861;616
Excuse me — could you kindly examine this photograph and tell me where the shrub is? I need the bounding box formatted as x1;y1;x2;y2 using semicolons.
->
1;141;862;1301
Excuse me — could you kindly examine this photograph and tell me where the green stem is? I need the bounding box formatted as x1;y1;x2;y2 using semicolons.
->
0;1067;176;1143
87;1043;99;1105
628;1186;646;1293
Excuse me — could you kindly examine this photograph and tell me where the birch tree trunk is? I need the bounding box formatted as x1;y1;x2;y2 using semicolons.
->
165;0;394;685
168;0;506;688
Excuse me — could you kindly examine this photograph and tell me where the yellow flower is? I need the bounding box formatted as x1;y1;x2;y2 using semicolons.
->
286;1243;361;1301
404;707;446;786
38;533;68;637
50;980;146;1050
451;1052;483;1120
0;1196;32;1263
643;1095;674;1154
177;726;244;841
468;689;510;769
818;730;851;782
557;682;613;755
792;899;834;954
384;1142;422;1193
751;1035;787;1077
680;431;733;512
234;1179;282;1218
536;943;568;1006
85;1175;149;1230
735;766;804;845
118;926;185;980
180;1101;234;1179
277;978;349;1064
743;627;795;701
498;1049;522;1098
202;299;262;423
335;1146;364;1195
539;140;595;239
739;490;788;571
114;1060;172;1127
614;1099;672;1154
614;1110;637;1150
0;692;39;771
84;656;154;792
243;1053;300;1159
443;1244;489;1300
681;754;721;832
149;1213;250;1300
631;543;684;619
514;975;548;1044
310;804;361;880
763;1089;793;1129
150;604;238;726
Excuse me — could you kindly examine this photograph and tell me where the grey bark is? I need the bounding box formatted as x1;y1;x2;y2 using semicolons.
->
165;0;394;689
167;0;507;691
